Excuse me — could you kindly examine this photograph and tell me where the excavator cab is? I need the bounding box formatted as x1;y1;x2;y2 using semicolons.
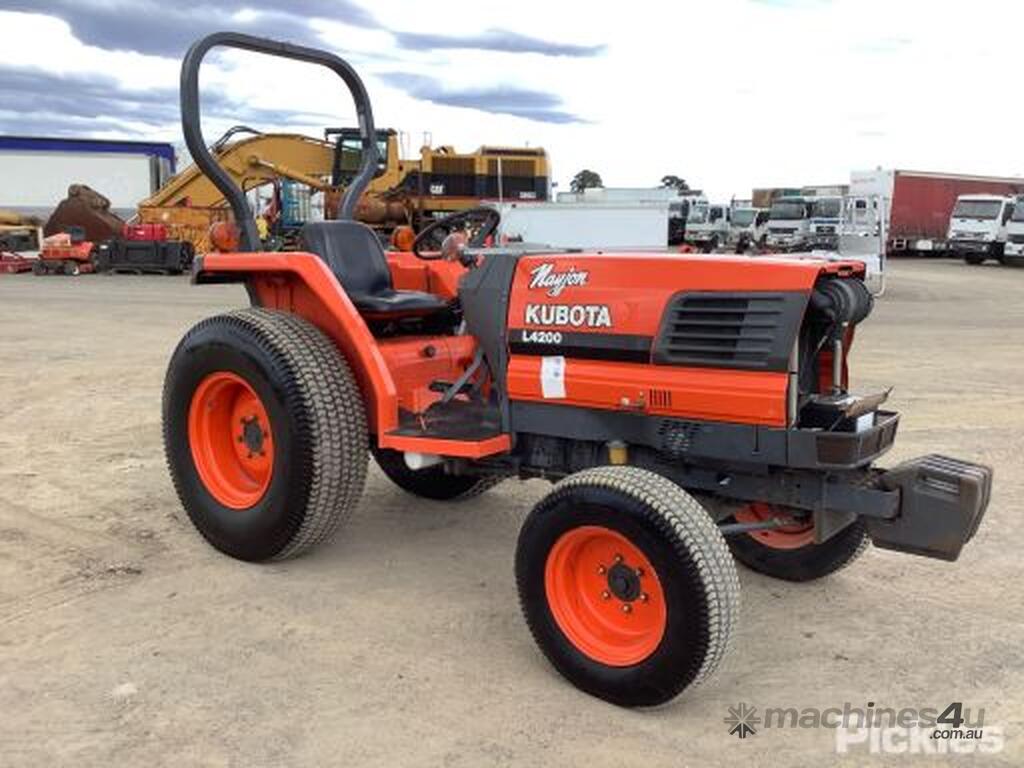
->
325;127;391;186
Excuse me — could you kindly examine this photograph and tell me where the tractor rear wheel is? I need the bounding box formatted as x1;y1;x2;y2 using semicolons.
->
163;308;368;561
371;447;504;500
516;466;739;707
726;502;868;582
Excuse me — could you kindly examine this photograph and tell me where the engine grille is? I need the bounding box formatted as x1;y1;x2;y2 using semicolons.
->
652;291;806;371
1009;234;1024;244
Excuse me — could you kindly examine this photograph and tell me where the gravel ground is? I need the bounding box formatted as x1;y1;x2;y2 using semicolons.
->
0;259;1020;767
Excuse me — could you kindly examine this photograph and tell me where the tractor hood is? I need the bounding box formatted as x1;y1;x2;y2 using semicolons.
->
506;251;865;343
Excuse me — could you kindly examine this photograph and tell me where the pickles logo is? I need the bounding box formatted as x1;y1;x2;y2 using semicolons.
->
529;263;588;297
725;703;760;739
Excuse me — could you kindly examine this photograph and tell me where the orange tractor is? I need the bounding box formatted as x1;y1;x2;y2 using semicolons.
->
164;34;992;707
34;229;97;275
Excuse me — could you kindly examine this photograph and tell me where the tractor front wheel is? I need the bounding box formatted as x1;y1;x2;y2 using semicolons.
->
516;466;740;707
726;502;868;582
372;447;504;500
163;308;368;561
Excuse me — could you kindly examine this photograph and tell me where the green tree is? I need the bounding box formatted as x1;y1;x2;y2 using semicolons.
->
660;174;690;192
570;169;603;193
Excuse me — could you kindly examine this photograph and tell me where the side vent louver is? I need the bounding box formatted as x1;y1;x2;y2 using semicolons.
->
653;291;805;371
648;388;673;409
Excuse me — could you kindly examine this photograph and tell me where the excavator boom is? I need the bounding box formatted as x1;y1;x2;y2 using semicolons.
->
136;132;337;251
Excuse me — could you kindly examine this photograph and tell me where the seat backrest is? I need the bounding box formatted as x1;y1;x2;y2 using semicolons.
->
299;221;392;298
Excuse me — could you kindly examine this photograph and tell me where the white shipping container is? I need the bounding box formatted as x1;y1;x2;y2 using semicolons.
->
0;151;156;215
492;201;669;250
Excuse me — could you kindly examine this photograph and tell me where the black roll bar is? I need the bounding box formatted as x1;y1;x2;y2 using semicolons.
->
180;31;378;251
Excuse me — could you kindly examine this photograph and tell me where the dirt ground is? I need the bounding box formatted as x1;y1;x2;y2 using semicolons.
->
0;259;1021;767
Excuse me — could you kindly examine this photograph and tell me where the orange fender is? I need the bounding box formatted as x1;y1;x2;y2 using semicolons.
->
197;251;398;433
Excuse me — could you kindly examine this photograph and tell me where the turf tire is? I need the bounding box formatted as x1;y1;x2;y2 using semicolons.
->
516;466;740;707
163;308;367;561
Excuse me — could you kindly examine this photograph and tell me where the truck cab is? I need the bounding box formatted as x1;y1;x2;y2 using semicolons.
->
765;196;813;251
684;201;730;251
807;196;843;250
947;194;1014;264
727;207;769;250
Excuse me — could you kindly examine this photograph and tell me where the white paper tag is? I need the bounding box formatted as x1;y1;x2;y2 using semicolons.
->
540;356;566;399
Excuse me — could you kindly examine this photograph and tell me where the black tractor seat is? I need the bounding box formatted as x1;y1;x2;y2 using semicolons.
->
299;221;448;318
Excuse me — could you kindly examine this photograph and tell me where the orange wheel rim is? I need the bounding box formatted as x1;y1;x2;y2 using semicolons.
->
187;371;274;509
733;502;814;549
544;525;667;666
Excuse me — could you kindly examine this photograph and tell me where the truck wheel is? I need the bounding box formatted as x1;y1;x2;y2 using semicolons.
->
371;446;504;500
964;254;985;265
163;308;368;561
63;261;80;276
31;261;44;275
727;502;868;582
516;466;739;707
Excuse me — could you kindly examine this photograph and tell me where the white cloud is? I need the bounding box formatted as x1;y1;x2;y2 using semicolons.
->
4;0;1024;198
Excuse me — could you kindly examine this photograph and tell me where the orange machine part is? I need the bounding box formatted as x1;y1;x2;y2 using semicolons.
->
733;502;815;549
386;250;466;300
376;432;512;458
507;356;789;427
187;371;274;509
507;252;864;339
544;525;667;666
377;334;478;414
199;252;399;433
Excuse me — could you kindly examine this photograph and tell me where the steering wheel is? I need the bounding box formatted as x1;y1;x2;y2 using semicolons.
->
412;207;501;260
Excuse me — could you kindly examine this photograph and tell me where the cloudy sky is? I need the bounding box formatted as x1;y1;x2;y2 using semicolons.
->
0;0;1020;199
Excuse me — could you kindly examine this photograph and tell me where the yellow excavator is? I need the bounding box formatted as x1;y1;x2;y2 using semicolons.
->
136;128;337;252
135;126;549;252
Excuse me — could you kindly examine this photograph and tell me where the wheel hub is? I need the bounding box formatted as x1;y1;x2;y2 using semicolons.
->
240;415;266;455
607;562;641;602
733;501;814;549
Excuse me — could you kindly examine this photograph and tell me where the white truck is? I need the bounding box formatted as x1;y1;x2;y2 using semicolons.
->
1002;196;1024;267
947;194;1015;265
765;196;813;251
807;196;844;250
727;207;769;250
684;201;731;251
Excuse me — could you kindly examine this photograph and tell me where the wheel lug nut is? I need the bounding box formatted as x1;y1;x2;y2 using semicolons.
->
636;567;644;577
597;565;606;575
621;604;632;614
640;593;649;603
601;590;610;600
614;554;623;564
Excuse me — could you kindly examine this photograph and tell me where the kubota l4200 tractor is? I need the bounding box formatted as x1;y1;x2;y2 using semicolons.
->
163;33;992;707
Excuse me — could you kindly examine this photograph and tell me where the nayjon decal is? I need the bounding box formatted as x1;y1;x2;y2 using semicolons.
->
528;263;588;297
525;303;612;328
